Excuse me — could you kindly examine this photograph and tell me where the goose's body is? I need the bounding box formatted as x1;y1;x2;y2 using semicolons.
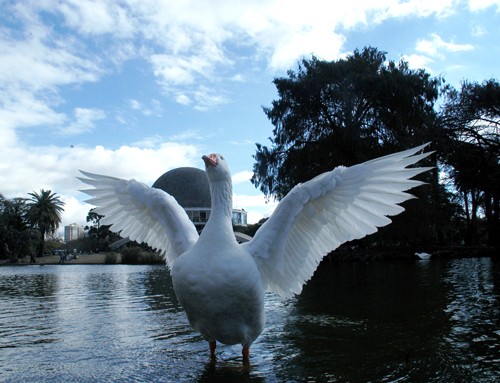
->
79;145;433;360
172;215;265;350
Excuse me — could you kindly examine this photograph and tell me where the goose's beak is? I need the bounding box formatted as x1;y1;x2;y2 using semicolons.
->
202;154;218;167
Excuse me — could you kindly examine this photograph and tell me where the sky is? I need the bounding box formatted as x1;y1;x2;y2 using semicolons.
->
1;0;499;235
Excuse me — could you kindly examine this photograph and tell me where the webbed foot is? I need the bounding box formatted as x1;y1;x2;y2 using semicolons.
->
242;345;250;362
209;340;217;359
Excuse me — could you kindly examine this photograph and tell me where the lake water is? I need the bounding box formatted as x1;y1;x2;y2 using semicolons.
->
0;258;498;382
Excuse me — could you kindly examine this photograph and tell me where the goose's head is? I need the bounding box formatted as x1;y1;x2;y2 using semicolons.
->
202;153;231;183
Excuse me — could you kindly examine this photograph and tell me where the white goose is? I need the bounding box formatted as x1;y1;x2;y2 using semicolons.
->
79;144;432;361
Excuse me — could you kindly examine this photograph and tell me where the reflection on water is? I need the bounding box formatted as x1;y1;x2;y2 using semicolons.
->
0;259;498;382
442;258;500;382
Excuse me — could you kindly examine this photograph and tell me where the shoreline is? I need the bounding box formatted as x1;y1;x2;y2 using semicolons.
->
0;252;122;266
1;246;496;266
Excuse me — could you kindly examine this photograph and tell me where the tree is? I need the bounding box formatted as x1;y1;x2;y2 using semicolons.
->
252;47;444;247
86;209;103;237
252;47;441;200
27;189;65;257
439;79;500;246
85;208;120;251
0;195;35;259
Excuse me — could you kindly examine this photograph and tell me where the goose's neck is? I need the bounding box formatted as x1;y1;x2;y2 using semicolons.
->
197;179;234;245
209;179;233;221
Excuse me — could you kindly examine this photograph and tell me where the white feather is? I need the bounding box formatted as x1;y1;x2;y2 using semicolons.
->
78;171;198;266
244;143;433;298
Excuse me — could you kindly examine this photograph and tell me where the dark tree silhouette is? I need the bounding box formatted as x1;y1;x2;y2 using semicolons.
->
252;47;443;247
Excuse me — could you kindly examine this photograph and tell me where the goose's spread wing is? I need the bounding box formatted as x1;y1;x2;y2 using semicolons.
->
78;171;199;266
243;144;432;298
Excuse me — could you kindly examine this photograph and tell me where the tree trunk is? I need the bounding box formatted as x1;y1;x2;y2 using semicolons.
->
464;190;480;246
36;227;46;257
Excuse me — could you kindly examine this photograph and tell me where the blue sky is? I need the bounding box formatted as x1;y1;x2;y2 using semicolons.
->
1;0;499;234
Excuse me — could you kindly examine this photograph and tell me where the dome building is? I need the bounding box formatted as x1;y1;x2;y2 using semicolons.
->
110;167;249;250
152;167;247;232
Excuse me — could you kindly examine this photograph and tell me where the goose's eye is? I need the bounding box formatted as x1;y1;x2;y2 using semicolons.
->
220;155;224;160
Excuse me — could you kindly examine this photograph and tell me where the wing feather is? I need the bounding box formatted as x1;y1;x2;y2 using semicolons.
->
243;143;433;298
78;171;199;266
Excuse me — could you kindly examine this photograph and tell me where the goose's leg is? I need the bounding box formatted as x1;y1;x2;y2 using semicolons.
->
242;346;250;361
209;341;217;359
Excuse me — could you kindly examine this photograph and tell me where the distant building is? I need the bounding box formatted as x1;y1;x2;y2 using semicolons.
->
152;167;248;232
64;223;85;242
232;208;248;226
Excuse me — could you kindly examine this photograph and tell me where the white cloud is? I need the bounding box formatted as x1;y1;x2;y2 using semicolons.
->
468;0;500;12
131;134;164;148
230;74;245;82
149;53;231;109
416;33;474;57
402;54;435;72
57;0;135;37
129;98;163;116
62;108;107;136
2;0;471;115
232;171;253;185
0;16;102;92
168;130;205;142
267;27;346;70
375;0;457;20
0;140;201;230
471;25;487;37
150;54;199;86
192;86;230;111
407;33;475;73
130;99;141;110
0;2;106;145
175;94;191;105
0;90;66;131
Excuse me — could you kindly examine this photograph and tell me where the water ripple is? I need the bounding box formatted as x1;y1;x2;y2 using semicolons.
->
1;260;499;382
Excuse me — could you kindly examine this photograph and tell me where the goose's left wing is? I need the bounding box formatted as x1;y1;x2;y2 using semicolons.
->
78;171;199;266
243;144;433;298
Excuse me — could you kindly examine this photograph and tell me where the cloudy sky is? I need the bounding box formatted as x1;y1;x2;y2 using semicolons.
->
1;0;499;234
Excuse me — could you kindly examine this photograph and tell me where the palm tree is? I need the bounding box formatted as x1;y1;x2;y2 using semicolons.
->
27;189;65;257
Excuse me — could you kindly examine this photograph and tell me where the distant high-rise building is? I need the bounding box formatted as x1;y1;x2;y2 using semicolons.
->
64;223;85;242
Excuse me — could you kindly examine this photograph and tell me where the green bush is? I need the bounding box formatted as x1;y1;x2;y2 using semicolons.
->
120;246;164;264
104;253;117;264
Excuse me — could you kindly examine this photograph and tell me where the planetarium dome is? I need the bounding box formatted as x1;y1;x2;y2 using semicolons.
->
111;166;249;250
152;167;212;231
152;167;211;209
